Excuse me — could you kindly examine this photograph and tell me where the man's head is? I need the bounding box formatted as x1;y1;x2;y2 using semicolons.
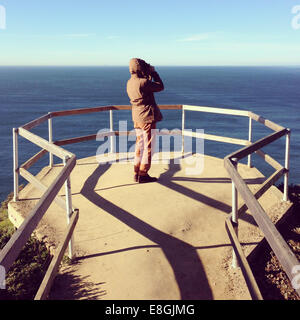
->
129;58;153;78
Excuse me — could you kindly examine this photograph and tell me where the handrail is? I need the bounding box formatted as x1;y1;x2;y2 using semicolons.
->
22;113;51;131
255;149;283;171
183;104;249;117
225;156;299;297
1;121;79;299
50;104;182;118
236;167;286;217
21;149;48;171
0;155;76;272
2;103;297;300
226;128;288;161
183;129;249;146
18;127;73;159
223;113;298;296
249;111;285;132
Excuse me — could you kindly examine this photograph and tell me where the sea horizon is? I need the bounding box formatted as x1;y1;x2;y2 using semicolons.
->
1;65;300;68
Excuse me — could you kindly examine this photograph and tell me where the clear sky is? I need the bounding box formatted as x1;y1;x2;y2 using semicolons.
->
0;0;300;66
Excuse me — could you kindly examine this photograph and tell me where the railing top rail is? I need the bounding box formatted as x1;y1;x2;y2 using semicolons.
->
18;127;74;160
249;111;285;132
183;105;249;117
50;104;183;118
22;113;51;131
18;105;287;136
225;128;288;161
50;105;130;118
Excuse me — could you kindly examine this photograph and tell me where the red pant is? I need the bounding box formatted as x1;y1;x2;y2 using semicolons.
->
134;122;156;176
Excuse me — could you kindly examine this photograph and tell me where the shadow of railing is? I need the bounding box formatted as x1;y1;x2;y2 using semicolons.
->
80;163;213;300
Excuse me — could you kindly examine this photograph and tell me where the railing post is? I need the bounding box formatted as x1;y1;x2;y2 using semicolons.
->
231;157;239;268
63;156;74;260
248;117;252;168
13;128;19;202
283;129;291;202
109;109;115;153
48;112;53;168
181;107;185;153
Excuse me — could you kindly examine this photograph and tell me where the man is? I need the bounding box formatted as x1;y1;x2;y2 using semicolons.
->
127;58;164;183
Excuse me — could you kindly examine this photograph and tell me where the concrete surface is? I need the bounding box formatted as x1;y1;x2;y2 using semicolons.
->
8;152;291;300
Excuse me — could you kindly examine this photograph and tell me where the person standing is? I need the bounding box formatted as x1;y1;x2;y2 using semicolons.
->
127;58;164;183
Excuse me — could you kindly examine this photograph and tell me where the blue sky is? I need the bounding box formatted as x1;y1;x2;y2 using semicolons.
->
0;0;300;66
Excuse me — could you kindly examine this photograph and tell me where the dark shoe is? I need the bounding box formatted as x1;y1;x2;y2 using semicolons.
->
134;173;139;182
138;174;157;183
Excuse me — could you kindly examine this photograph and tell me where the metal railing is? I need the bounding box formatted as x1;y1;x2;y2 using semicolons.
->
1;116;78;300
223;124;297;299
0;104;297;300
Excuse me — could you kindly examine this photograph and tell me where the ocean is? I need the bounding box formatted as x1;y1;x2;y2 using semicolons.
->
0;66;299;202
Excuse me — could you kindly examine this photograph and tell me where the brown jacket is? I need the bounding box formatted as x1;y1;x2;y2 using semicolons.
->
127;58;164;126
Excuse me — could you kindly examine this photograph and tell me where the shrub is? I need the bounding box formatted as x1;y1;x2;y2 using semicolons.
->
0;191;51;300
